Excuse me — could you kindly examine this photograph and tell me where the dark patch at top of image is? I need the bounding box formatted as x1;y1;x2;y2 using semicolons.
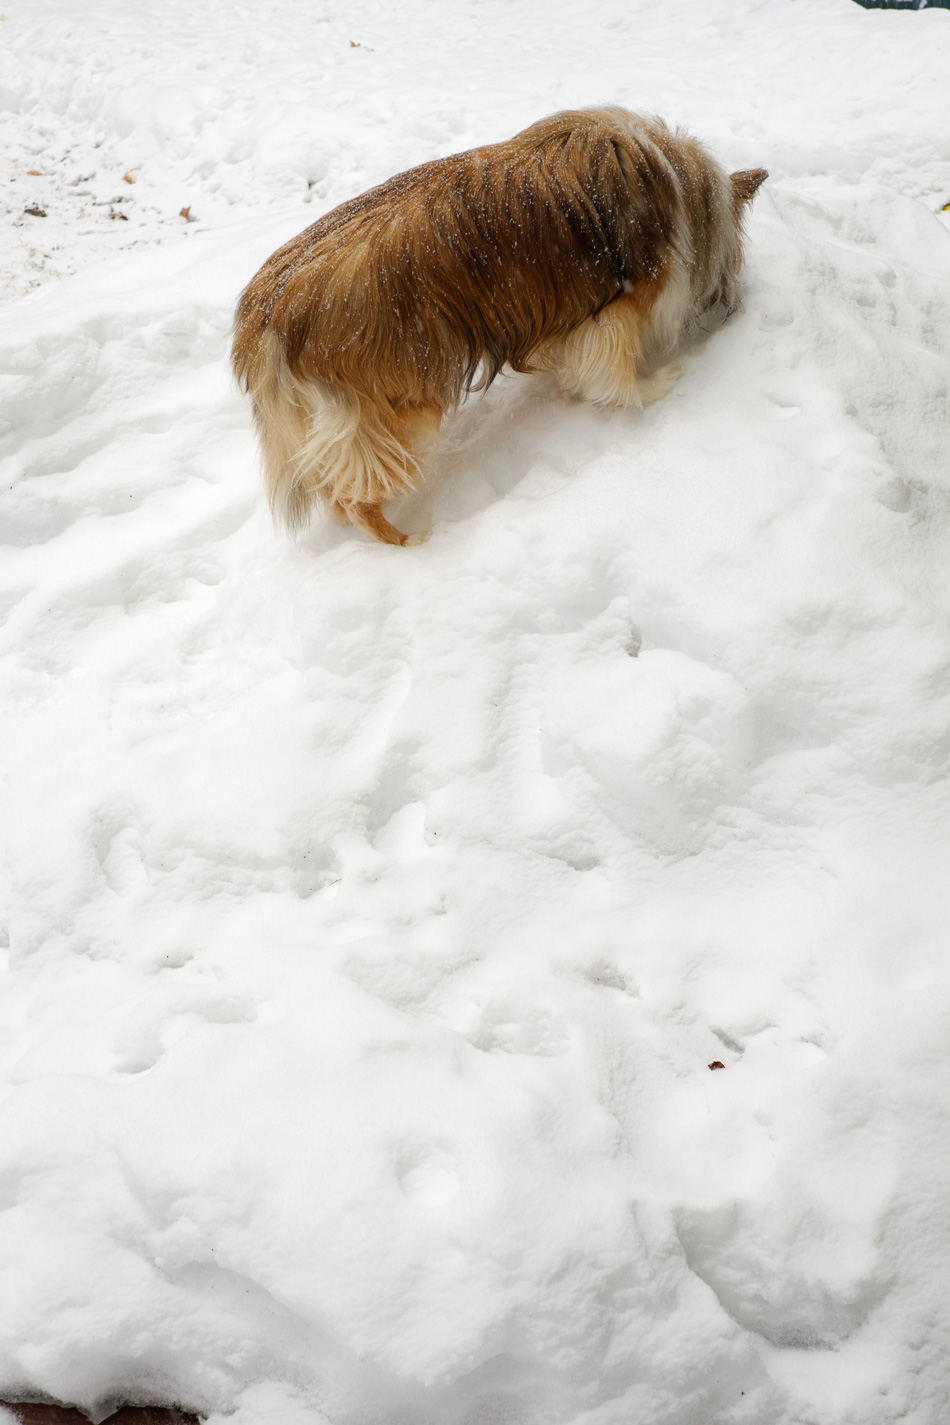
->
852;0;950;10
0;1403;200;1425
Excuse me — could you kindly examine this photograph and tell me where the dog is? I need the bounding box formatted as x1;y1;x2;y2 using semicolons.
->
232;108;766;545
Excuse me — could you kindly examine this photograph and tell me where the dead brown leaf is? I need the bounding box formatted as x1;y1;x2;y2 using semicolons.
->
708;1060;725;1071
24;205;46;217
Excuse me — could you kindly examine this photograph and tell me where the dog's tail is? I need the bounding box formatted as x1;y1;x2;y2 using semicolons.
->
232;329;423;535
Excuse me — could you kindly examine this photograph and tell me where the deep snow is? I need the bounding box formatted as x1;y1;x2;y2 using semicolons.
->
1;2;950;1424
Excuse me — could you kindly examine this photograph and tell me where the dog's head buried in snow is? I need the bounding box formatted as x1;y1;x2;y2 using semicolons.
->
233;108;767;546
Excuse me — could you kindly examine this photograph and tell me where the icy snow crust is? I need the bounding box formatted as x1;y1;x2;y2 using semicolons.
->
1;1;950;1422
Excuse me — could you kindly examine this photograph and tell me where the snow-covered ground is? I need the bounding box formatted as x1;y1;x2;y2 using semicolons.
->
2;2;950;1423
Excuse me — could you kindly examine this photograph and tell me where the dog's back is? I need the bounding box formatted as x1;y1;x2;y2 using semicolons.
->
235;112;693;398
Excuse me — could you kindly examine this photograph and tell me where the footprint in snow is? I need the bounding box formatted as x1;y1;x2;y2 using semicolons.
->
398;1151;460;1207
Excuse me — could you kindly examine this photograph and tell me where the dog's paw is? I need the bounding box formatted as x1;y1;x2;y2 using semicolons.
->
640;364;683;405
405;527;431;547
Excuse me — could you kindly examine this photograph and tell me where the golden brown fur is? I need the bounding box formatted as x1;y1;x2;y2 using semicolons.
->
232;107;766;544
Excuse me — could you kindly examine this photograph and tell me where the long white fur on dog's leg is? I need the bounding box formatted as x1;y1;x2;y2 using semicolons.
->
544;298;663;409
638;364;683;405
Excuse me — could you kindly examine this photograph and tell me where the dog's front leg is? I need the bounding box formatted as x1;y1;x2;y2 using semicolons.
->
541;296;681;410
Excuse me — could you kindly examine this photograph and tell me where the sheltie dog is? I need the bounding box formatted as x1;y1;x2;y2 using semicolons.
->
233;108;766;545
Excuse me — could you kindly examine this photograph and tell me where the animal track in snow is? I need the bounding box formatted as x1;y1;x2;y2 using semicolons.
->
340;939;463;1018
112;987;257;1074
371;800;432;862
676;1197;885;1349
540;840;600;873
462;1003;569;1057
582;962;638;997
93;805;150;896
397;1148;460;1206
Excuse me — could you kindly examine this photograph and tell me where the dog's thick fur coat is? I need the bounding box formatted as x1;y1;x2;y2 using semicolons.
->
232;108;766;544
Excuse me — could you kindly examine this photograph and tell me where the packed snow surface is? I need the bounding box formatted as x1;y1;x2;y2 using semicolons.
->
2;1;950;1422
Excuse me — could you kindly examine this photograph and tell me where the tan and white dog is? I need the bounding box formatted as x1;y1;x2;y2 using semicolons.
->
233;108;766;545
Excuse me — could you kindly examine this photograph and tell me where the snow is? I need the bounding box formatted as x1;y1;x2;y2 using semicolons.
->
1;1;950;1423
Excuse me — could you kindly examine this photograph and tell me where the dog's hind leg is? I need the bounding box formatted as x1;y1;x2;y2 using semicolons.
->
346;501;428;547
256;375;432;543
334;403;440;545
245;331;441;542
312;398;442;544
